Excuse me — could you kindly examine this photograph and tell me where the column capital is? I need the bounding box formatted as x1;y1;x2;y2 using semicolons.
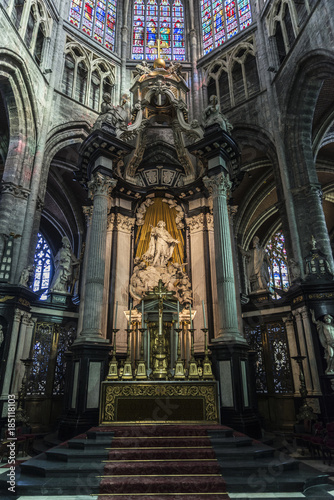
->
88;173;117;200
203;174;232;198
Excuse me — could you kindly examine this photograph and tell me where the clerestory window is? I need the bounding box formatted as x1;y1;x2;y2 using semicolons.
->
33;233;52;300
68;0;117;52
201;0;252;55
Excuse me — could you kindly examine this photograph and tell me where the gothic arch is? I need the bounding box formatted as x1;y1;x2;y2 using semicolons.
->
0;50;38;188
284;50;334;188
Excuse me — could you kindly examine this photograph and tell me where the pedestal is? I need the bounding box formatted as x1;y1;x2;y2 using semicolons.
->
210;341;261;438
58;342;111;440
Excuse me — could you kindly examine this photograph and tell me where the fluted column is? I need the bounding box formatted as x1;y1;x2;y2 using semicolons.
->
203;173;245;343
76;173;117;343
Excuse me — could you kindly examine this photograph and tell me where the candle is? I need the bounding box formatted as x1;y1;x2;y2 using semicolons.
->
189;304;193;329
202;300;207;329
177;301;180;329
141;299;145;329
114;301;118;329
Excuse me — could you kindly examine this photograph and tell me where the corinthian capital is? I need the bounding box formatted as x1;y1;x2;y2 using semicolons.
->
203;174;232;198
88;172;117;200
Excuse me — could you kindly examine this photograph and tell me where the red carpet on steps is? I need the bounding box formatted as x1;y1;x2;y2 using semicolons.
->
97;425;230;500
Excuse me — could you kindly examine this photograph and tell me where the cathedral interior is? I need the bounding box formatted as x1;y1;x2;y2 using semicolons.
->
1;0;334;497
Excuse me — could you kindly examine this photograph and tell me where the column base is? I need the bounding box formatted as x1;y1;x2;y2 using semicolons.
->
58;342;111;440
210;341;262;438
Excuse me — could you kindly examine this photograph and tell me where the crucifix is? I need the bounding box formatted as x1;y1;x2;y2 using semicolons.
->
148;38;169;59
146;280;175;338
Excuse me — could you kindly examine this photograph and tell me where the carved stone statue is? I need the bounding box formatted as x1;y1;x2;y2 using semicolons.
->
94;93;129;136
288;258;301;283
135;61;151;77
312;311;334;374
203;95;233;133
19;265;34;287
50;236;79;294
240;236;270;294
143;221;179;267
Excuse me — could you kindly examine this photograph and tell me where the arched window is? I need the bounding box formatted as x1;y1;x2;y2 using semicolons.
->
132;0;185;61
265;230;290;296
34;24;45;65
33;233;52;301
25;8;36;48
68;0;117;51
201;0;252;55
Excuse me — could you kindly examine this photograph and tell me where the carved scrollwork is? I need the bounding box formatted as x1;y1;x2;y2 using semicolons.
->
186;213;205;233
116;214;135;233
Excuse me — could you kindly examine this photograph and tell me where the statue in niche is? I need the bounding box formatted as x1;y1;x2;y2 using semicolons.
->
203;95;233;133
143;221;179;267
50;237;79;294
312;311;334;374
239;236;271;294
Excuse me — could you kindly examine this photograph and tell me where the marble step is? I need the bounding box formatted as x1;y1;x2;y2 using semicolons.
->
216;455;298;474
224;465;329;493
209;436;253;447
213;442;275;460
20;454;105;476
67;436;113;449
45;446;110;461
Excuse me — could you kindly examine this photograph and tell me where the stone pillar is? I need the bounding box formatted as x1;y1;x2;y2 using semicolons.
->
113;213;135;352
76;173;117;344
186;213;206;350
101;213;115;338
77;206;93;336
203;173;245;344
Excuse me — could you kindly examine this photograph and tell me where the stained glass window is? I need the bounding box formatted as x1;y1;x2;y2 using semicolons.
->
132;0;185;61
68;0;117;51
201;0;252;55
265;230;290;297
33;233;52;301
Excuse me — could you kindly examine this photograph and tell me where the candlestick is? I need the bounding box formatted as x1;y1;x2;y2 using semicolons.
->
114;301;118;330
189;304;193;329
202;300;207;329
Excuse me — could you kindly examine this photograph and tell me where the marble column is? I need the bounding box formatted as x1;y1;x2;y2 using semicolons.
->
186;213;206;350
76;173;117;344
203;173;245;344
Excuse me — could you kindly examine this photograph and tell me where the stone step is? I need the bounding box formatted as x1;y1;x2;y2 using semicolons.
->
67;436;112;449
19;457;105;477
213;442;275;460
45;446;110;462
209;436;253;447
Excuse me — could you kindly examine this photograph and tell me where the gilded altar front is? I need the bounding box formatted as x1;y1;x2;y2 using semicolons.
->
100;380;219;425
